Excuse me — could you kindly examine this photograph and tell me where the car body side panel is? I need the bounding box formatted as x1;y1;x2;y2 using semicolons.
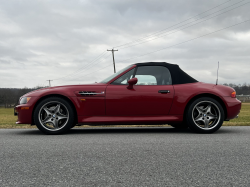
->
16;84;108;124
105;84;174;116
223;97;241;119
15;73;241;125
169;82;224;115
72;85;107;116
15;94;81;124
74;97;105;116
78;115;183;125
169;82;241;120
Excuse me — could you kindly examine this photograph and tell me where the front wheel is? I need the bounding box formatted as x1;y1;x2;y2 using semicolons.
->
34;97;75;135
186;97;224;133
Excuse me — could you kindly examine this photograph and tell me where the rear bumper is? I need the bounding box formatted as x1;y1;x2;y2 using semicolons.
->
223;97;241;120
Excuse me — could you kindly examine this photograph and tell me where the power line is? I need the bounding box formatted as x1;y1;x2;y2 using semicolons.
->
48;0;249;84
118;0;249;49
107;49;118;73
51;0;243;81
114;0;245;49
53;51;108;81
114;0;235;48
118;19;250;63
54;53;111;84
74;64;112;81
56;18;250;85
53;51;107;81
57;52;110;81
55;64;112;86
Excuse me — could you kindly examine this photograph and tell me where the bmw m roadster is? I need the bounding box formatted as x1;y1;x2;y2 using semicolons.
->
15;62;241;134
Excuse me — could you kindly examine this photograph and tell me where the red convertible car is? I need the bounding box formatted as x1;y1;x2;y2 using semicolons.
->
15;62;241;134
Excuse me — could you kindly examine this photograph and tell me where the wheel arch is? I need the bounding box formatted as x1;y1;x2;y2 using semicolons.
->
31;94;78;125
183;93;227;121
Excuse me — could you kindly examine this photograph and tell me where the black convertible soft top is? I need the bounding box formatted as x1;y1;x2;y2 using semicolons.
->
134;62;198;85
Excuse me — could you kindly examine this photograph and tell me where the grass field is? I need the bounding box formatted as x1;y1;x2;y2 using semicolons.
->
0;103;249;128
223;103;250;126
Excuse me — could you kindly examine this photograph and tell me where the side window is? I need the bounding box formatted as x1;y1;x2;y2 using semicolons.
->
136;75;157;85
111;68;135;85
135;66;172;85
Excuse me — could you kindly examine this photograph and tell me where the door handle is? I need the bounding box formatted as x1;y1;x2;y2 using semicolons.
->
158;90;170;93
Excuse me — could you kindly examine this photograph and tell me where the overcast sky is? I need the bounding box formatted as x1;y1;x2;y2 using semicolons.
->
0;0;249;88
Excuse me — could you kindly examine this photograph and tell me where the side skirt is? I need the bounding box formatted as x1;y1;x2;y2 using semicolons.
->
78;115;183;125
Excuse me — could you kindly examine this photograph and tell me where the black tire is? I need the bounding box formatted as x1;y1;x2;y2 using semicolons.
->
34;97;75;135
186;97;224;133
71;124;77;129
169;123;188;129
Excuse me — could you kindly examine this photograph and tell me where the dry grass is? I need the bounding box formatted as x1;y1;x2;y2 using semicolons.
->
223;103;250;126
0;108;36;128
0;103;249;129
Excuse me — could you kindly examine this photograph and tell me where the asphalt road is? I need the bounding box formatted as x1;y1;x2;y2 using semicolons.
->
0;127;250;187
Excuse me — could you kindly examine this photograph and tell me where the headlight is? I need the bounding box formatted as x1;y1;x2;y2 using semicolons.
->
20;97;31;104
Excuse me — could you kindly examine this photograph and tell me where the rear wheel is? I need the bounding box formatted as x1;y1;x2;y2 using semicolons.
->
186;97;224;133
34;97;75;135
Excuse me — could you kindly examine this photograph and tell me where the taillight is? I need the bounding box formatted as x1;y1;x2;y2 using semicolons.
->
231;91;236;98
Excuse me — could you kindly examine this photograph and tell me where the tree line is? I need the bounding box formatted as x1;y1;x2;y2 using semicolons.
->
0;86;46;108
223;83;250;95
0;83;250;108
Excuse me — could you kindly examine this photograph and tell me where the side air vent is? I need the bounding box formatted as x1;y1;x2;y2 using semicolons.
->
78;91;105;96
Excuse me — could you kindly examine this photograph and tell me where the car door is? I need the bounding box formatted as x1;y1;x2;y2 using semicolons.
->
105;65;174;116
74;85;107;116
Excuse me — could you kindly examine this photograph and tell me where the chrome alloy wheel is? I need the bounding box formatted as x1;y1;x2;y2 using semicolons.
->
38;101;69;131
191;101;221;130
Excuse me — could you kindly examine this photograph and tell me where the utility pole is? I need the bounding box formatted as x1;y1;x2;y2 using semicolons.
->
47;80;53;87
107;49;118;73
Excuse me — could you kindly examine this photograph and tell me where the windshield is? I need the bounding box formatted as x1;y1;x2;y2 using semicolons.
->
99;65;133;83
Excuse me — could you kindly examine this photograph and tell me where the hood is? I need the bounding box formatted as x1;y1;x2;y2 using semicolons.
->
23;83;107;97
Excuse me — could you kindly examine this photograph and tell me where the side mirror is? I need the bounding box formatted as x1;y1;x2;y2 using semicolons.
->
127;77;138;89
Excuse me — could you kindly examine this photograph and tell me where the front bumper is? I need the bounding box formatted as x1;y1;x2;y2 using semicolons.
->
14;97;38;124
15;105;33;124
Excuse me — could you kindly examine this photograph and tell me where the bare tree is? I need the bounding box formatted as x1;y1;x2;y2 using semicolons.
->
0;86;47;108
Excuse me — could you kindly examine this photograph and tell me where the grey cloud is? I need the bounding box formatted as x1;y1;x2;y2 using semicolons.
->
0;0;249;88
